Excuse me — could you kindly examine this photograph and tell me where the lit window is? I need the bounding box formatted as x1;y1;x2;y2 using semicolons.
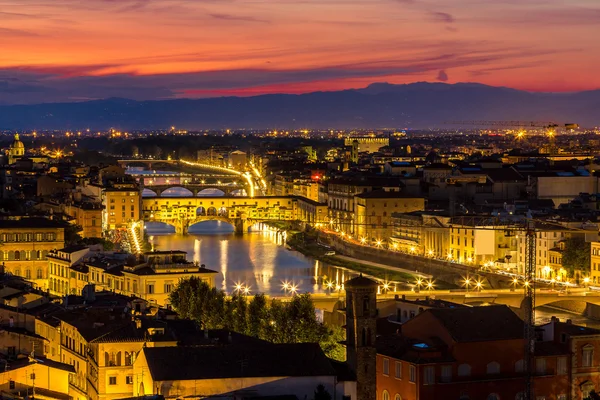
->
394;361;402;379
583;345;594;367
382;391;389;400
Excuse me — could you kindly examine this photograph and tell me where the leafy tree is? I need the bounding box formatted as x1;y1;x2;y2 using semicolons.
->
64;224;83;246
81;237;115;251
562;236;591;278
169;278;346;361
585;391;600;400
314;384;332;400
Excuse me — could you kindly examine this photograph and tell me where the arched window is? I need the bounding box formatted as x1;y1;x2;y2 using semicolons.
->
486;361;500;374
14;268;21;277
124;351;133;366
382;390;389;400
515;359;525;373
37;269;43;279
14;251;20;261
457;364;471;377
25;270;31;280
487;394;500;400
394;394;401;400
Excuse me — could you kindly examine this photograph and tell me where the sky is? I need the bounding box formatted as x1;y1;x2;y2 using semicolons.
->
1;0;599;104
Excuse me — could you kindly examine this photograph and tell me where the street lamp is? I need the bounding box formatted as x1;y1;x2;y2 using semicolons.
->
376;240;383;248
463;277;471;293
233;282;245;294
584;277;590;289
427;249;434;257
243;286;251;296
475;280;483;292
360;237;367;245
415;278;423;292
426;280;434;291
512;278;519;291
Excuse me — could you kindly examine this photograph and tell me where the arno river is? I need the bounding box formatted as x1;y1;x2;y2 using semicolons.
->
145;220;360;296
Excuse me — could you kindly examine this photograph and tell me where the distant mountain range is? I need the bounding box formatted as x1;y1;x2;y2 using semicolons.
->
0;82;598;130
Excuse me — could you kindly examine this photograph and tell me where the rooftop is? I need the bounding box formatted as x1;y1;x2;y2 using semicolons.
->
142;342;336;381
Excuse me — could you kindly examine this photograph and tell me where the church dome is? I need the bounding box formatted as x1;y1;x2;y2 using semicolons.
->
11;134;24;149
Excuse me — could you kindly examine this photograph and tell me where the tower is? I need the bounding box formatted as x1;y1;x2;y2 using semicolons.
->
351;140;359;164
345;275;377;400
8;133;25;165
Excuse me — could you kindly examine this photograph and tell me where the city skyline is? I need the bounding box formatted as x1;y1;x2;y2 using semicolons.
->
1;0;600;104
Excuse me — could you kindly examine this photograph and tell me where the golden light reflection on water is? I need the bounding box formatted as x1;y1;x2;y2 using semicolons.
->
147;221;365;295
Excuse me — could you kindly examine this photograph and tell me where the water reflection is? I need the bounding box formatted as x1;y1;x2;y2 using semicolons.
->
145;221;364;295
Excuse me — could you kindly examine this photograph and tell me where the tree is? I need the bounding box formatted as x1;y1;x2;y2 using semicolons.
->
64;224;83;246
81;237;114;251
562;236;591;278
169;278;346;361
585;391;600;400
314;384;332;400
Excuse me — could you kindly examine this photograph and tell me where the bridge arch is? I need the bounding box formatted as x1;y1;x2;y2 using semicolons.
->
197;188;226;197
188;218;235;234
142;188;158;197
161;187;194;197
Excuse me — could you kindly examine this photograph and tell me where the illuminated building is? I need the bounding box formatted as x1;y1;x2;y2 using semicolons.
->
102;184;141;230
7;133;25;165
0;217;67;289
353;191;425;244
344;136;390;154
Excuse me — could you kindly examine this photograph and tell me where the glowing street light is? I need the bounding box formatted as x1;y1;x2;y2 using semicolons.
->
463;277;472;293
360;237;367;245
290;284;298;295
475;280;483;292
427;249;434;257
376;240;383;248
426;280;434;291
233;282;245;294
415;278;423;291
512;277;519;291
243;286;251;296
584;277;590;288
282;281;291;291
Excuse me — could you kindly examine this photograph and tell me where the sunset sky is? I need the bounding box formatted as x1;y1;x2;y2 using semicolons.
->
1;0;599;104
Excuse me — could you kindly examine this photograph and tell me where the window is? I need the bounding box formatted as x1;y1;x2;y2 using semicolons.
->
441;365;452;383
487;394;499;400
394;395;401;400
458;364;471;377
394;361;402;379
486;362;500;374
557;395;566;400
164;283;172;293
582;345;594;367
535;358;546;375
409;365;416;382
424;366;435;385
383;358;389;375
515;359;525;373
37;269;43;279
557;357;567;375
382;391;389;400
109;377;117;385
126;376;133;385
147;284;154;294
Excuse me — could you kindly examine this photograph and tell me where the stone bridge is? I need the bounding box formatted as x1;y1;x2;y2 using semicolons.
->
142;196;298;234
292;289;600;315
143;183;245;197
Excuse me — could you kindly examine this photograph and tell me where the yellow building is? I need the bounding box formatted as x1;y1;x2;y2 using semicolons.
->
548;241;567;282
47;246;91;296
0;217;66;289
448;221;518;268
66;251;217;306
591;242;600;285
103;184;141;230
353;191;425;244
133;343;345;400
67;202;103;238
0;356;76;399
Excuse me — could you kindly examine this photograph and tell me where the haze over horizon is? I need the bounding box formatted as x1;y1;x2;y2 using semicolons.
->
1;0;600;105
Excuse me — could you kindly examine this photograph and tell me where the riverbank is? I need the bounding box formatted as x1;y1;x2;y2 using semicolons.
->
287;233;423;285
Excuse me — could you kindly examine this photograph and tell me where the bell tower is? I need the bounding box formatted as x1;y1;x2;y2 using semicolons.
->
345;275;377;400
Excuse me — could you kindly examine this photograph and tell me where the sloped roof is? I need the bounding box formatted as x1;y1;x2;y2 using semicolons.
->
143;342;336;381
426;305;524;343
